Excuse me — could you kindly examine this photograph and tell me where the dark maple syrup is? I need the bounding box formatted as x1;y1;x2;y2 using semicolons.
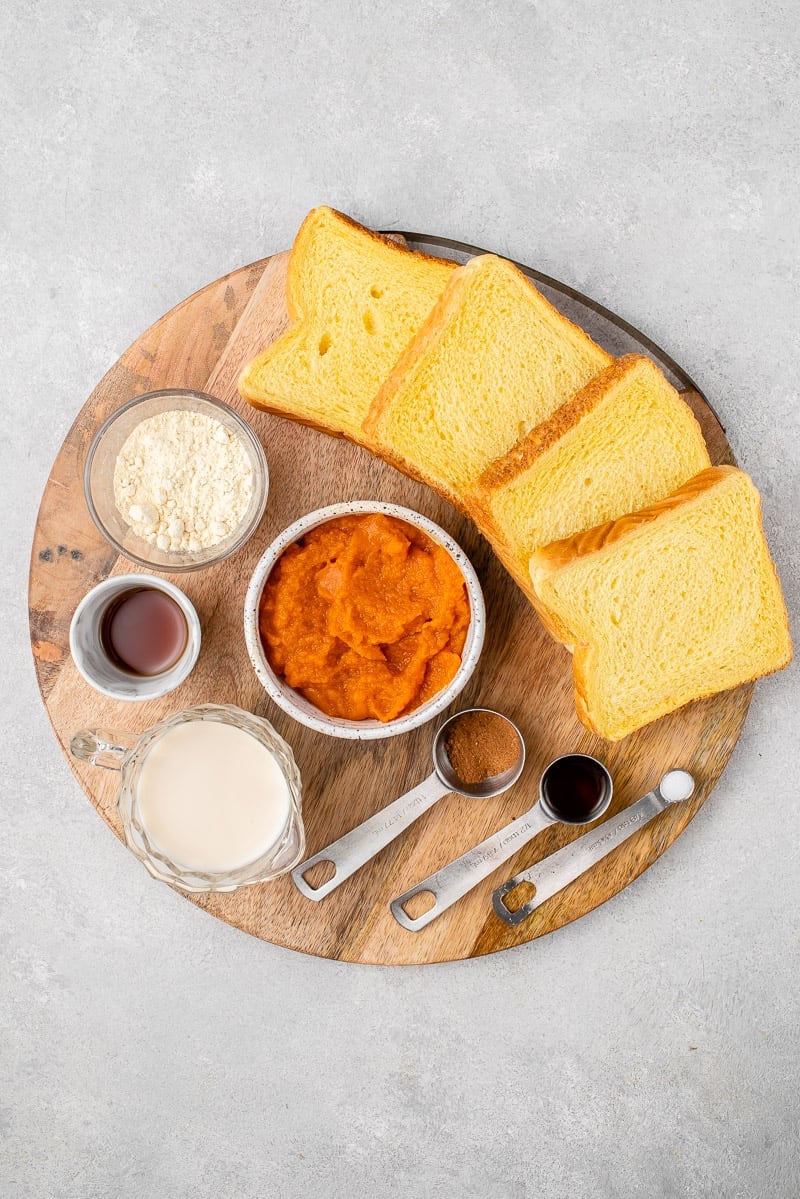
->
101;588;188;676
541;754;610;824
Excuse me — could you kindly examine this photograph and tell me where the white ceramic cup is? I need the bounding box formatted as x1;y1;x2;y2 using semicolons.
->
244;501;486;740
69;574;202;701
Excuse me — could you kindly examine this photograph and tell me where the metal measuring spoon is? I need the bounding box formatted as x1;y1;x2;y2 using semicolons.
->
390;753;613;932
291;708;525;902
493;769;695;925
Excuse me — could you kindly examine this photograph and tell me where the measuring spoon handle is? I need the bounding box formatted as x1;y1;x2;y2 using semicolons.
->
292;772;449;901
493;787;670;925
390;806;551;931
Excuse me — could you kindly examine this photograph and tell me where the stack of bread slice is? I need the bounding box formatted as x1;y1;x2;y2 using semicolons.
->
239;208;792;740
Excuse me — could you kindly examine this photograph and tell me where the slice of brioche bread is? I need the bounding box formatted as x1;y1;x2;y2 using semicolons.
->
238;207;456;443
530;466;792;740
362;254;613;504
466;355;711;594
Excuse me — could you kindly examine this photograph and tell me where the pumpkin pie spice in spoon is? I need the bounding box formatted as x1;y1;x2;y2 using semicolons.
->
443;710;523;786
292;708;525;901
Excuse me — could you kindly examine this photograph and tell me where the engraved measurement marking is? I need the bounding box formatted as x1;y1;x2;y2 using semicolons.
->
586;809;646;853
376;788;434;835
461;821;535;870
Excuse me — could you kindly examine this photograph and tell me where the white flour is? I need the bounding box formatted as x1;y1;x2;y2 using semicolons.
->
113;409;254;553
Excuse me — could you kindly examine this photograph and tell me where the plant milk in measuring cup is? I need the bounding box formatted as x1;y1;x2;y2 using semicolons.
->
70;704;304;893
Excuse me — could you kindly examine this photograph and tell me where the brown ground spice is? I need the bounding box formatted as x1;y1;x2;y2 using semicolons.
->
444;710;521;786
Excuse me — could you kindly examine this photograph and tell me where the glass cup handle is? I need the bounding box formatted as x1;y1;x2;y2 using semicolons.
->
69;728;139;771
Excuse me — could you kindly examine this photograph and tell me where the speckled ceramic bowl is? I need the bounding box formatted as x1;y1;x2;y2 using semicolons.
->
244;502;486;740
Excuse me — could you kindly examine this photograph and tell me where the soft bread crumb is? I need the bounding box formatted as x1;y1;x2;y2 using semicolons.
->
238;207;455;444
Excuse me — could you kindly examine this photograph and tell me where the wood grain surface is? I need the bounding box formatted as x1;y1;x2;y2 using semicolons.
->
28;248;753;965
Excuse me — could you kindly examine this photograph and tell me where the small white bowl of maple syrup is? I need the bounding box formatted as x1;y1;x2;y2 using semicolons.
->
69;574;201;700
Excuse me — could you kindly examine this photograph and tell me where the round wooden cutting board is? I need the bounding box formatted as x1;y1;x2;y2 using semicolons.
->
28;235;752;965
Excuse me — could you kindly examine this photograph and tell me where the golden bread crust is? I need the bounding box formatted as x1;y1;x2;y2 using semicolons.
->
530;465;739;583
240;210;792;745
464;354;710;616
463;356;646;564
365;438;470;515
470;355;647;496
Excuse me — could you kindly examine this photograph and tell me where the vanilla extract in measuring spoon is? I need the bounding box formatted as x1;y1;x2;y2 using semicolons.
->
540;753;610;823
101;587;188;676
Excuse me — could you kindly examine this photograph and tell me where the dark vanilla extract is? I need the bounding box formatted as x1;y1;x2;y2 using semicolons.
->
541;755;610;823
101;588;187;676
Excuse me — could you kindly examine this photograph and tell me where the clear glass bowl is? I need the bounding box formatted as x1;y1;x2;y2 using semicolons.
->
84;389;269;572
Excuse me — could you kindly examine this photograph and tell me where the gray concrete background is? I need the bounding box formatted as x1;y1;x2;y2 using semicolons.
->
3;2;799;1196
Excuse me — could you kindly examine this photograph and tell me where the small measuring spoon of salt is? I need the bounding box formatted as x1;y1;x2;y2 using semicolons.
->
292;708;525;902
493;769;695;925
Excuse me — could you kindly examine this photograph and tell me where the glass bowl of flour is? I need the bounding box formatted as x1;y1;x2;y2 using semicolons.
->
85;390;269;571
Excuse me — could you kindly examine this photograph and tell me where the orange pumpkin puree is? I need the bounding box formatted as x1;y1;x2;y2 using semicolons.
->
259;513;470;722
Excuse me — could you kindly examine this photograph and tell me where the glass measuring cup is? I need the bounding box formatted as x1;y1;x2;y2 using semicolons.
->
70;704;304;893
